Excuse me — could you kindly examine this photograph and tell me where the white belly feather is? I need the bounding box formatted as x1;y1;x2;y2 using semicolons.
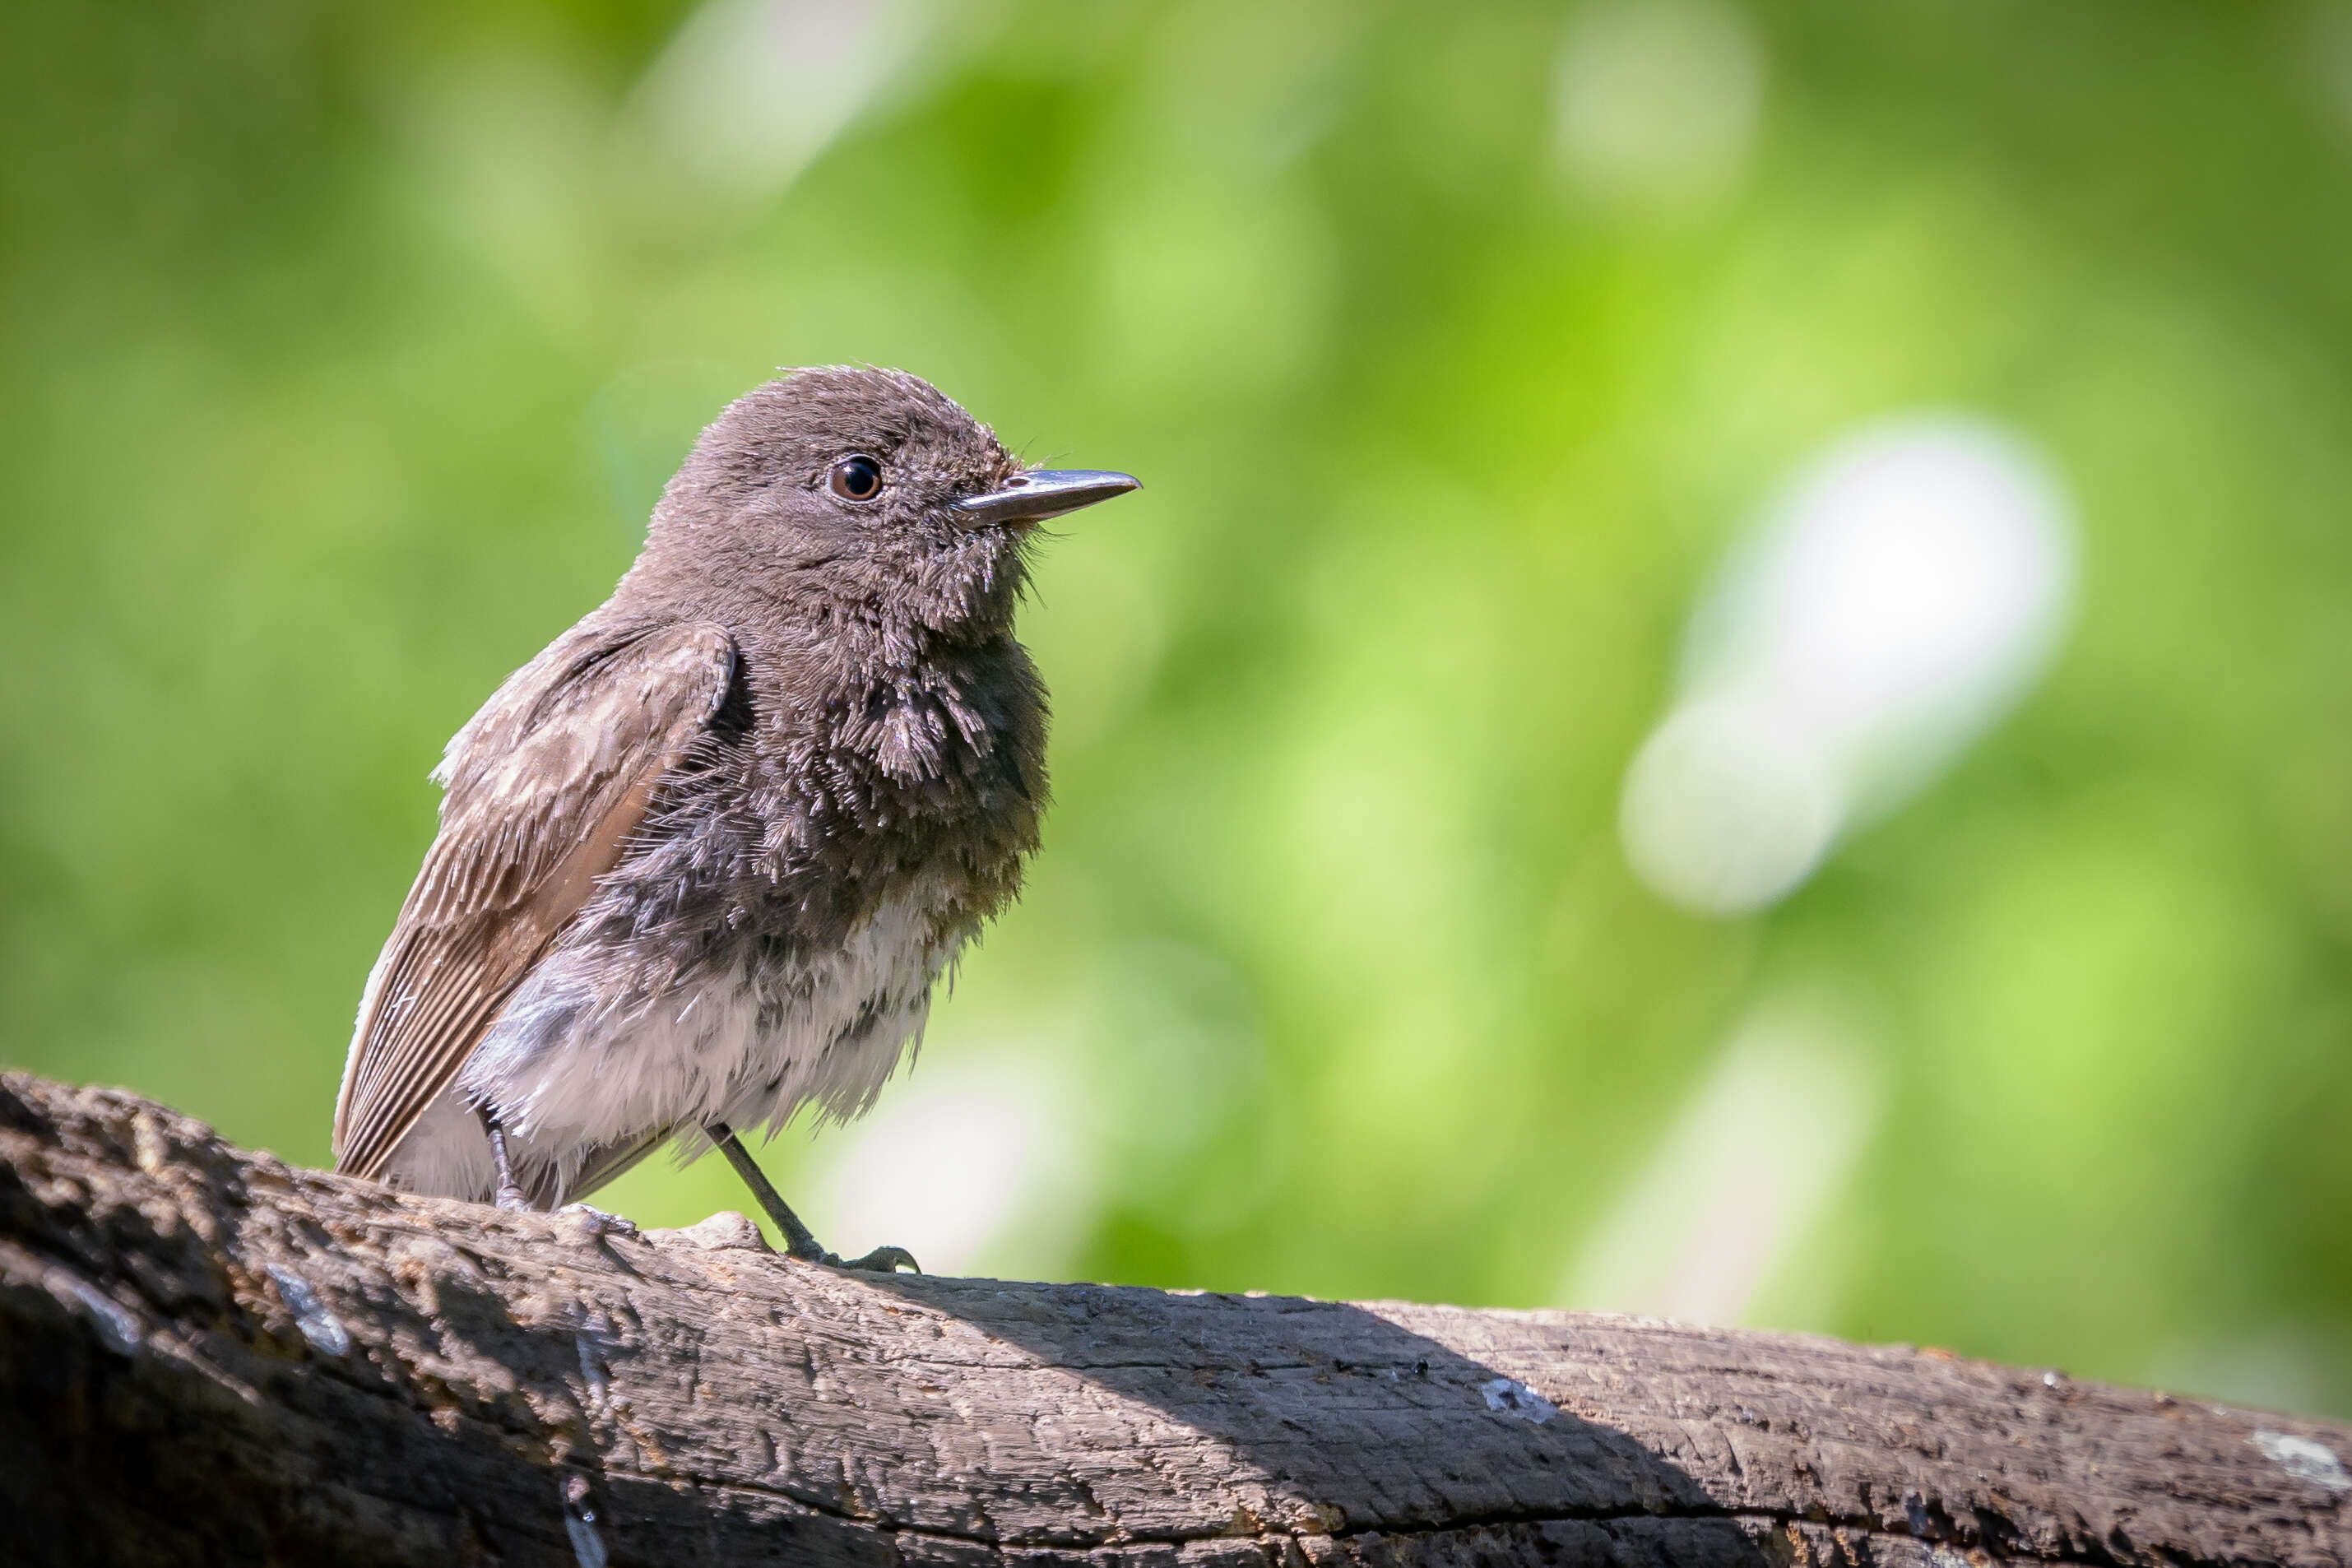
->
381;893;954;1204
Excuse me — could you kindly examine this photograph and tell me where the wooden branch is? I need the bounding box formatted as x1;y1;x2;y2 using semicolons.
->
2;1073;2345;1568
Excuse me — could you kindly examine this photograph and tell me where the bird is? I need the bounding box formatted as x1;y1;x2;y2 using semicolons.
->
331;365;1138;1269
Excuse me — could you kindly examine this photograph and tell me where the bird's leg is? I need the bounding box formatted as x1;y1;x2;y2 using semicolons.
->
476;1106;531;1213
707;1123;823;1259
707;1120;918;1273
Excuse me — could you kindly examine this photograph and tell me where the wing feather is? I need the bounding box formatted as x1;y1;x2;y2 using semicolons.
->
332;620;737;1182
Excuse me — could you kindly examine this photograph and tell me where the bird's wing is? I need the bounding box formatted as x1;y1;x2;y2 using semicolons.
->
332;620;738;1183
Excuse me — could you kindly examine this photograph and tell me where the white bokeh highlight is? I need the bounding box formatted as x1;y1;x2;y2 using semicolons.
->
810;1056;1092;1278
1622;416;2077;915
625;0;935;207
1553;0;1765;204
1563;1004;1884;1325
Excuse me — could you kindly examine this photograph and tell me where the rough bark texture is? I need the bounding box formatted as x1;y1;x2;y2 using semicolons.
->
2;1073;2345;1568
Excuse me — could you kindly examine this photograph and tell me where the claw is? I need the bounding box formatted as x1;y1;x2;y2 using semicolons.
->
704;1121;914;1273
556;1204;639;1240
831;1245;920;1273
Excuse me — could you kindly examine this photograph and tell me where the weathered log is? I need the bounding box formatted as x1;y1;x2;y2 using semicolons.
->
1;1071;2344;1568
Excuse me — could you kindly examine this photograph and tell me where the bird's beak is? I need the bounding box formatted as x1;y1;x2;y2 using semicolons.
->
952;469;1140;527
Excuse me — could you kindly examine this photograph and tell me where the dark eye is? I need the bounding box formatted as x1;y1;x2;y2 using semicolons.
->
828;454;884;503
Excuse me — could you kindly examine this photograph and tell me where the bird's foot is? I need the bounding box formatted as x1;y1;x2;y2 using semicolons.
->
556;1204;639;1240
704;1120;916;1272
492;1181;532;1213
823;1244;920;1273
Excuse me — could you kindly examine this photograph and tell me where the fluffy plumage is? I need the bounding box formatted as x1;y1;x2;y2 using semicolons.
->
332;366;1111;1211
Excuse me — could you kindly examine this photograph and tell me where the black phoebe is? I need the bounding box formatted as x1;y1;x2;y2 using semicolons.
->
332;366;1138;1269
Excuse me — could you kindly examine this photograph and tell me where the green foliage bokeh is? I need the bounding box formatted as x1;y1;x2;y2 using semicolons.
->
3;0;2350;1418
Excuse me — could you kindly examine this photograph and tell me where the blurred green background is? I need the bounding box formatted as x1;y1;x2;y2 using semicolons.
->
5;0;2351;1420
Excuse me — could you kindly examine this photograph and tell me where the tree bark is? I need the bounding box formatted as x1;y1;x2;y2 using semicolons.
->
1;1072;2344;1568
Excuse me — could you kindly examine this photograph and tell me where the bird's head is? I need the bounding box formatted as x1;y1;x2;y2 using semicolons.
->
635;366;1138;644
